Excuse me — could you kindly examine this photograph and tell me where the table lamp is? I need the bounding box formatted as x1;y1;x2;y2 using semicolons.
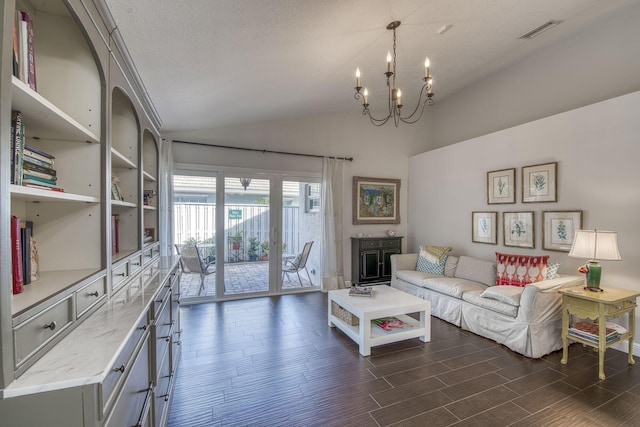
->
568;230;621;291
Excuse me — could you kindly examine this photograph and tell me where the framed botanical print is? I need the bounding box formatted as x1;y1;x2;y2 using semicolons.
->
543;210;582;252
522;162;557;203
503;211;535;248
352;176;400;224
487;168;515;204
472;212;498;244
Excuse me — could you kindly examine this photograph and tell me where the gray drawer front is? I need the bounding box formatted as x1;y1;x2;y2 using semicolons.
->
76;277;107;319
104;336;151;427
112;262;129;291
129;254;143;275
143;247;154;264
154;347;172;427
101;316;149;414
154;298;173;379
14;296;73;367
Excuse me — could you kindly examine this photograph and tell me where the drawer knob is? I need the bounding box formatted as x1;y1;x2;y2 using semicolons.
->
115;272;126;277
114;364;125;373
138;324;148;331
43;321;57;330
132;262;141;266
159;336;171;342
87;291;100;297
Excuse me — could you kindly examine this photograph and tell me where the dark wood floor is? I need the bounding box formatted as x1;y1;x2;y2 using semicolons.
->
167;291;640;426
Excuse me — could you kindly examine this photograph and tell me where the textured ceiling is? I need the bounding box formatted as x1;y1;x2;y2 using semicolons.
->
104;0;638;132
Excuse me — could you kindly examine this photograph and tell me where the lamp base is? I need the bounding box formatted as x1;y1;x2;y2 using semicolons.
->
585;260;602;291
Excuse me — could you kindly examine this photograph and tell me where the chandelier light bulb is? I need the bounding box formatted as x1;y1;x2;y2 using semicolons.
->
386;51;392;73
363;87;369;104
396;89;402;106
355;67;361;87
424;57;430;78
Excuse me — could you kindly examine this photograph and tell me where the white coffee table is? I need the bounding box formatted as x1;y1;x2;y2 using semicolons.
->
328;286;431;356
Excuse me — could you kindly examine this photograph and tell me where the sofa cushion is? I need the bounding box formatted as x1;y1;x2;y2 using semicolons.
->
421;277;487;299
546;262;560;280
496;252;549;287
396;270;441;287
454;256;496;286
462;290;519;318
444;255;459;278
481;285;523;306
417;253;448;275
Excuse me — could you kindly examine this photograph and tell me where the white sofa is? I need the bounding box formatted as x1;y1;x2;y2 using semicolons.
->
390;253;583;358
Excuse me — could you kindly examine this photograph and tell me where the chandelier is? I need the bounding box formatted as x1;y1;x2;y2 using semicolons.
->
354;21;434;127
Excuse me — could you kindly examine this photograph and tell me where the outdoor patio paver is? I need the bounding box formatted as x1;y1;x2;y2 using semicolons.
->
179;261;315;299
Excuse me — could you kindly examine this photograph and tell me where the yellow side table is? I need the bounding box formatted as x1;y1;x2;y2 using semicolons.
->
559;285;640;379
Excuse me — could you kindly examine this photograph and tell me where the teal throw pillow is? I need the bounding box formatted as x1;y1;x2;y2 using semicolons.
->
417;254;448;275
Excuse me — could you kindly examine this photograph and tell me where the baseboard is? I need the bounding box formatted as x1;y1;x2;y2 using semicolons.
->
609;340;640;357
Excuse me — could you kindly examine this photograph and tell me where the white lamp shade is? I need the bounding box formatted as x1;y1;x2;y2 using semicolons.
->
568;230;622;261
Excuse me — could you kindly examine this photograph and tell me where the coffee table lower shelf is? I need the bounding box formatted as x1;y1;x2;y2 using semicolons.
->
328;287;431;356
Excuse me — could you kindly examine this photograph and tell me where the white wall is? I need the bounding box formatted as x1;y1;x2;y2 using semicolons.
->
168;110;431;283
409;90;640;345
430;1;640;149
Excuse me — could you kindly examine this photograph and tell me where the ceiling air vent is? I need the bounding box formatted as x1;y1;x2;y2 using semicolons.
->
518;20;563;39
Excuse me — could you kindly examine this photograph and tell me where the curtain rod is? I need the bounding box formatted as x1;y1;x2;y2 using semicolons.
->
172;140;354;161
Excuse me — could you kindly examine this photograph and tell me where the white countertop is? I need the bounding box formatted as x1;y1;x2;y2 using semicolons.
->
2;256;179;398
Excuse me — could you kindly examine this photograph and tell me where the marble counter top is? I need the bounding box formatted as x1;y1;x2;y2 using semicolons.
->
3;256;179;398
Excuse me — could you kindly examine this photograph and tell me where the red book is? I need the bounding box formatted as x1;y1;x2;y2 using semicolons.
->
11;215;24;294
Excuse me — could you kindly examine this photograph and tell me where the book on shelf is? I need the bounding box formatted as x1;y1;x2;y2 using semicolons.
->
24;145;54;164
13;10;37;90
11;111;24;185
23;173;56;186
568;321;625;344
20;220;33;285
349;286;373;297
372;317;413;333
11;216;24;294
23;177;59;189
23;156;55;170
22;182;65;192
112;215;120;255
23;160;56;176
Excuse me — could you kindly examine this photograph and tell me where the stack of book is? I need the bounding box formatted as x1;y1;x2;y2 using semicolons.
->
349;286;373;297
11;110;63;191
22;144;62;191
568;321;624;345
372;317;413;334
13;9;37;91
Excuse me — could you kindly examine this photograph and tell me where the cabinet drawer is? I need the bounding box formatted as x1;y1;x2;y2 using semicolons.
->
154;349;173;427
382;238;401;248
104;336;152;427
75;277;107;319
143;247;154;264
604;299;637;315
14;296;73;367
112;262;129;291
101;315;150;414
129;254;143;276
154;298;173;378
151;285;171;321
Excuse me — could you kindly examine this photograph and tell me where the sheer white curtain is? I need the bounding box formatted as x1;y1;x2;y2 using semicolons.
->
321;157;346;291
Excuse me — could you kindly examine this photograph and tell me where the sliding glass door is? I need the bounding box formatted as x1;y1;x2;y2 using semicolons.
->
174;169;320;301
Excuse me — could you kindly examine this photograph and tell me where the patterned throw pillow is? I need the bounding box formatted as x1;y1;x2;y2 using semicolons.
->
417;253;448;275
495;252;549;287
546;262;560;280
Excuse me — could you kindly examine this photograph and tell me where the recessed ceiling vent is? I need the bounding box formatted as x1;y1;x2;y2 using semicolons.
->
518;20;563;39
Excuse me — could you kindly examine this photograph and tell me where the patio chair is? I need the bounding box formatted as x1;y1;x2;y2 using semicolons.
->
282;241;313;287
179;244;215;293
